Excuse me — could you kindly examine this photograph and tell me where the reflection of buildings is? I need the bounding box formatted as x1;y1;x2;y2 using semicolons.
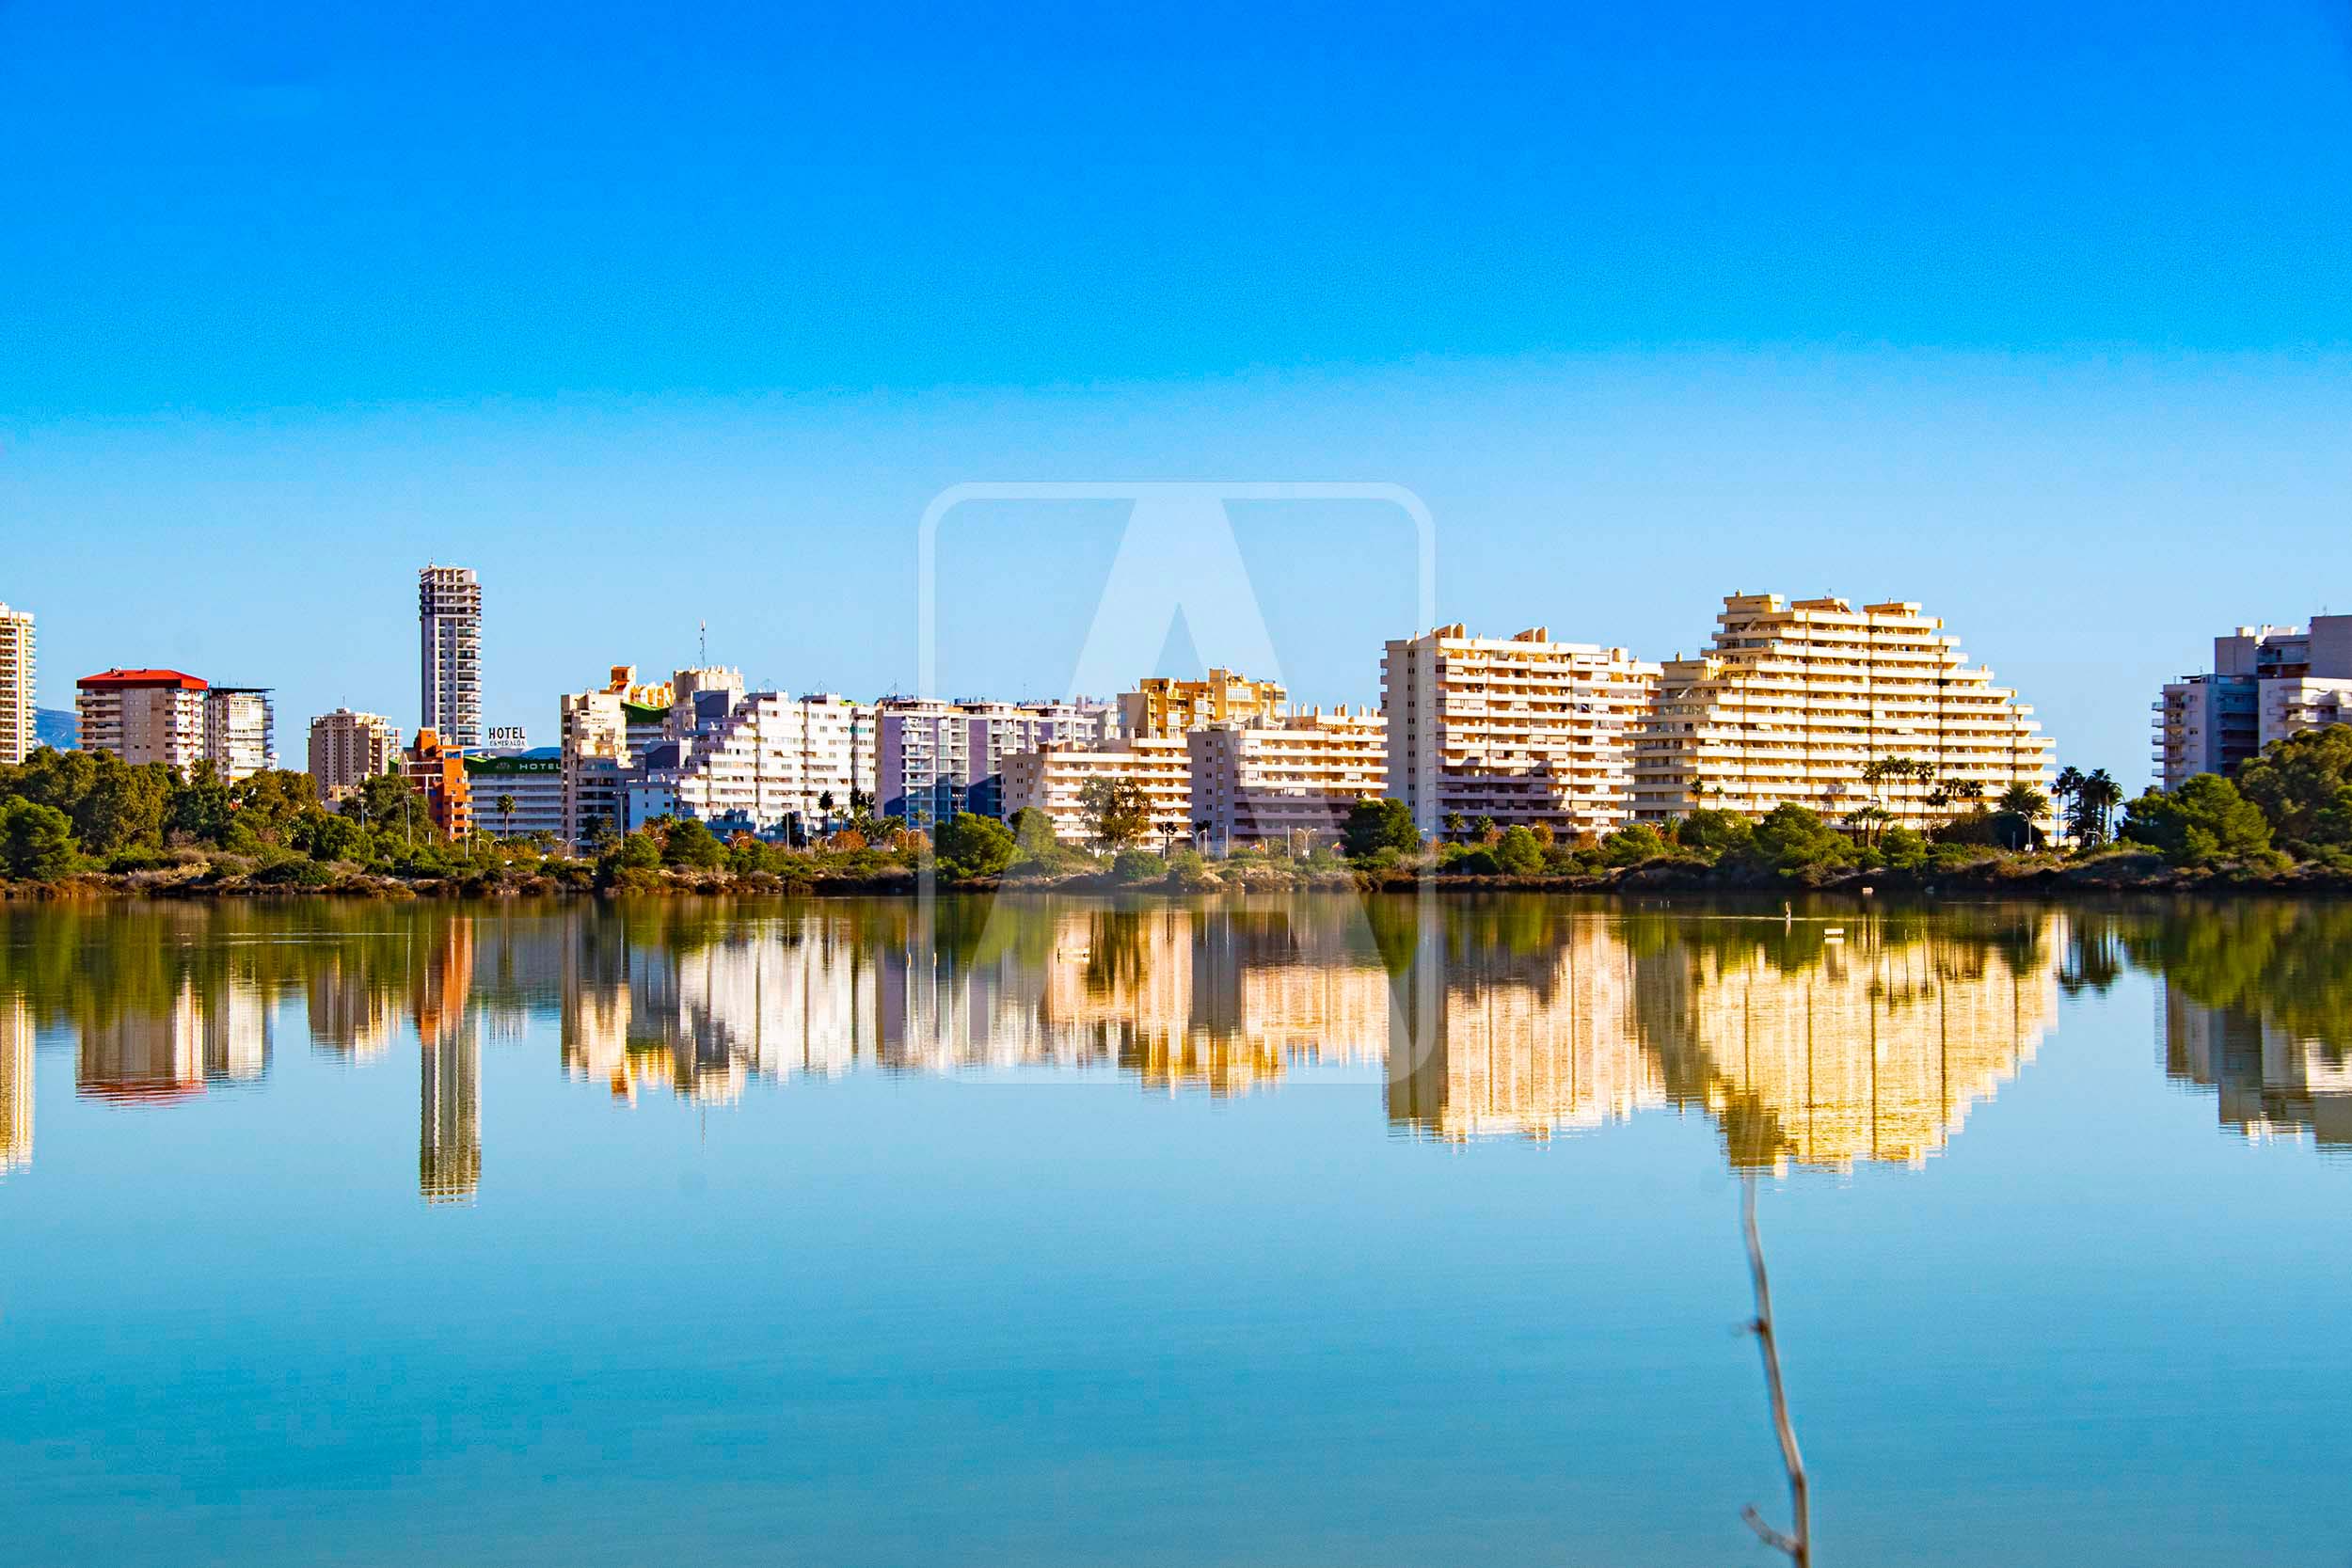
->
307;955;398;1061
2161;985;2352;1150
415;920;481;1202
76;979;273;1101
2;995;31;1174
1389;919;1661;1140
1638;922;2058;1171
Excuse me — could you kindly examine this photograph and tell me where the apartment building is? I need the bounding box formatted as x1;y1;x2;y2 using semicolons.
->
1630;594;2054;827
1001;737;1193;847
418;564;483;750
560;665;698;845
878;698;1116;823
631;690;867;839
1120;670;1286;739
0;604;33;766
2154;618;2352;788
404;728;473;838
308;708;402;799
1187;707;1388;851
76;669;210;771
1382;626;1660;839
463;748;564;838
202;688;277;781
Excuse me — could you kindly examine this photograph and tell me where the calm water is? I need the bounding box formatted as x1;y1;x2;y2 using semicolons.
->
2;894;2347;1567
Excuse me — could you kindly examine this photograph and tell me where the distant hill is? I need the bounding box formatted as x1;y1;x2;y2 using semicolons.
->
34;707;77;750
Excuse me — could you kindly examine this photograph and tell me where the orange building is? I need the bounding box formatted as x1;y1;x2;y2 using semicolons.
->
405;728;474;838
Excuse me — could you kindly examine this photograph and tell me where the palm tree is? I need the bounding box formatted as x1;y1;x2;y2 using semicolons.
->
2052;765;2084;833
2079;768;2123;843
1998;783;2050;820
495;792;516;838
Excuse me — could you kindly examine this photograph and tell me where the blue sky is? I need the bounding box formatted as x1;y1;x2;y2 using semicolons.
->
3;0;2348;777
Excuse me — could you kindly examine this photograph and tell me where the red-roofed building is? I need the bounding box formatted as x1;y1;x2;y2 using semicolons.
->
77;668;210;771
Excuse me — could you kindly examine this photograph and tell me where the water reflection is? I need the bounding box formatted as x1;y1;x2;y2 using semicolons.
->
2129;904;2352;1153
8;894;2352;1196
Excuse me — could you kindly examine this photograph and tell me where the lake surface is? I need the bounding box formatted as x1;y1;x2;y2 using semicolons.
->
2;893;2347;1567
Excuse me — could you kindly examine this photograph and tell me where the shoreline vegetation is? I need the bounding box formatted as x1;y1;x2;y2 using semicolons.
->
5;725;2352;902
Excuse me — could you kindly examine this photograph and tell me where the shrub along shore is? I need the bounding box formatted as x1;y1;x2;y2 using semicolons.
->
4;726;2352;900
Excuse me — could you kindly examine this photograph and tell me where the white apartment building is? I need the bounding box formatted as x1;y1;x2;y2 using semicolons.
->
561;665;700;845
633;690;867;839
202;688;277;781
308;708;402;799
878;698;1116;823
1001;737;1194;847
0;604;33;767
1382;626;1660;839
2154;617;2352;788
419;564;483;750
1631;594;2054;827
1187;707;1388;851
76;669;210;772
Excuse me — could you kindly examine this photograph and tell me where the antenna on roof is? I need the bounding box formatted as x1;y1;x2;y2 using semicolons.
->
699;621;707;664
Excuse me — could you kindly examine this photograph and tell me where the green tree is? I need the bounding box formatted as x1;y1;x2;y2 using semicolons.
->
2122;774;2274;865
1494;825;1545;874
1998;784;2051;821
1341;798;1419;859
661;817;727;869
1675;808;1755;857
1748;804;1852;874
495;792;517;837
1599;823;1669;866
0;798;79;879
1009;807;1061;857
935;812;1017;879
1075;776;1153;852
2234;723;2352;851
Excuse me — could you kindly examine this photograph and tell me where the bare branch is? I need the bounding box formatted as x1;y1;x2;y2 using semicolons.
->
1742;1175;1810;1566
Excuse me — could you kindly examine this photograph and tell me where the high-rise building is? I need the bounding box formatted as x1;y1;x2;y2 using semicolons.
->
2153;617;2352;788
308;708;402;798
1630;594;2054;829
0;603;34;766
1382;626;1660;839
202;687;276;780
418;564;483;750
75;669;210;771
404;728;474;838
1000;736;1193;846
1186;707;1388;851
1120;669;1286;739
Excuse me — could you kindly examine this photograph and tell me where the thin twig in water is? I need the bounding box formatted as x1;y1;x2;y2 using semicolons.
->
1741;1174;1810;1565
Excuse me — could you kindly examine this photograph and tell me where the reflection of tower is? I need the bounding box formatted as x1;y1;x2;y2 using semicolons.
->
415;919;480;1202
307;954;397;1061
201;980;271;1084
1;995;31;1175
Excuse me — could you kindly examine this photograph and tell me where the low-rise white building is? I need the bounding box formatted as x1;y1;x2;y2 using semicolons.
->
1001;737;1193;847
463;748;565;839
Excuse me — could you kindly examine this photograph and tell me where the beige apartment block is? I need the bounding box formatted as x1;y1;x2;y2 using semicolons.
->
1382;626;1660;839
308;708;402;799
76;669;210;772
0;604;34;767
1001;737;1193;847
1120;669;1287;739
1631;594;2054;829
1186;707;1387;851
